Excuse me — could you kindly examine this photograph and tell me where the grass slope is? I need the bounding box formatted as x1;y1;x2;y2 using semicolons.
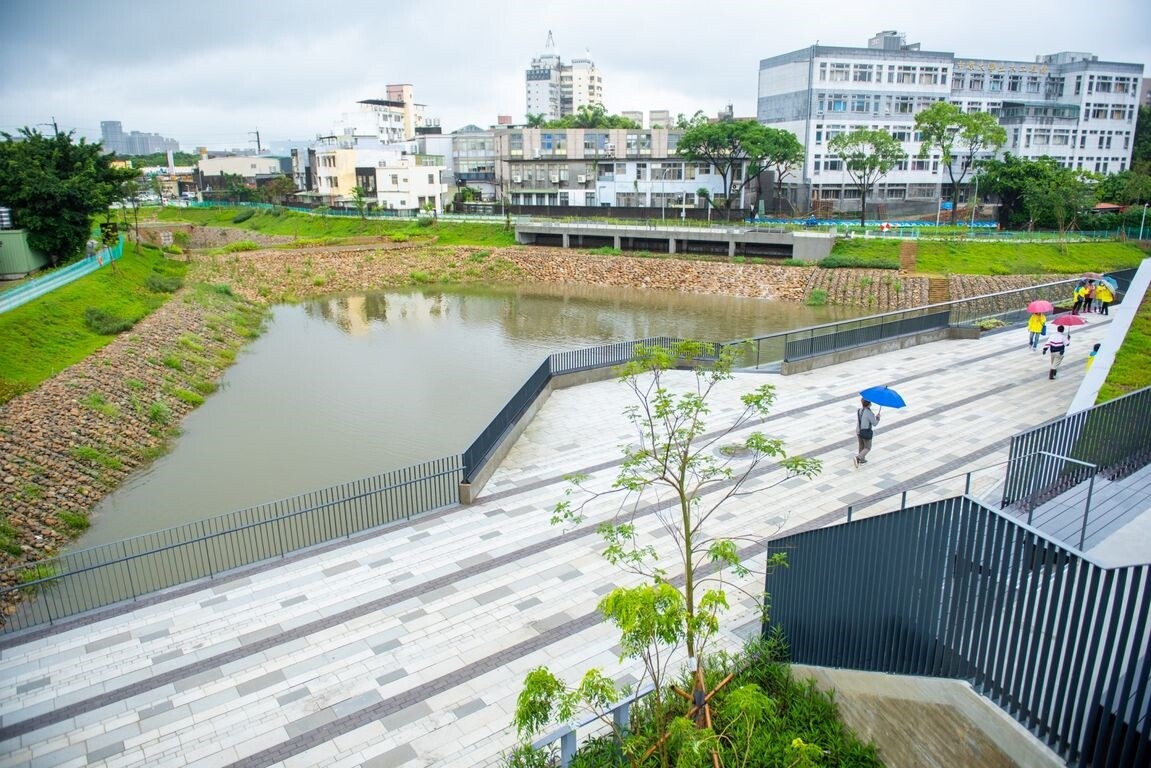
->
0;244;188;402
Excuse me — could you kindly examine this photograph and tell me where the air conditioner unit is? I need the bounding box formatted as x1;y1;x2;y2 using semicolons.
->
550;174;559;183
511;175;522;183
577;174;587;183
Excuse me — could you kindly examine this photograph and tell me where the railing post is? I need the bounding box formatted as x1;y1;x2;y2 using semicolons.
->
1079;474;1096;550
964;471;972;496
560;727;577;767
613;699;630;739
900;491;907;511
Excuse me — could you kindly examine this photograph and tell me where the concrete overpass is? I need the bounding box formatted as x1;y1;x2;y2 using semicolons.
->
514;220;836;261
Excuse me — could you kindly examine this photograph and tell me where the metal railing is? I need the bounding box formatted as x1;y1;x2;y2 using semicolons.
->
529;683;655;767
1003;386;1151;512
0;456;461;634
766;496;1151;768
732;271;1132;368
0;236;124;315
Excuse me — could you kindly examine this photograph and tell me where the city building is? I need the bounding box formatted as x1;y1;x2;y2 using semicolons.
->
525;31;603;121
195;154;291;193
100;120;180;155
493;127;733;212
307;136;447;213
331;85;430;144
757;31;1144;217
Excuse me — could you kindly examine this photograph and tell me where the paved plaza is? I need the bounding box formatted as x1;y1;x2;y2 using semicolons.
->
0;317;1139;768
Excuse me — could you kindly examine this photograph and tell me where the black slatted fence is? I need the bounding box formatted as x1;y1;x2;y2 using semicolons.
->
766;496;1151;768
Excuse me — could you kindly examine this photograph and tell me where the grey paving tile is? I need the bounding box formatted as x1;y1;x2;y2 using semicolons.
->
235;669;287;697
84;631;132;652
322;561;360;577
277;686;311;706
362;743;418;768
284;708;338;739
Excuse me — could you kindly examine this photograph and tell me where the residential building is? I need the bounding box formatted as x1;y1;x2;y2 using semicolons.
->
494;127;733;211
525;31;603;121
309;136;447;213
1141;77;1151;108
757;31;1144;216
196;154;290;194
100;120;180;155
331;85;429;144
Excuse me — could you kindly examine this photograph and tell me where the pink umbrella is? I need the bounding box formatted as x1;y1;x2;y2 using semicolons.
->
1050;314;1088;327
1027;299;1054;314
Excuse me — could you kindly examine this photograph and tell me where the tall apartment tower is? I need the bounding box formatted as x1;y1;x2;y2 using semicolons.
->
525;31;603;121
100;121;126;154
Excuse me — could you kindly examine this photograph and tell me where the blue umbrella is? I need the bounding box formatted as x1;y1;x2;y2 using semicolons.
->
1100;275;1118;292
859;386;906;409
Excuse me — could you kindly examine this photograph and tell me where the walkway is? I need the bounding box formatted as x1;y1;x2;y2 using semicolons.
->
0;318;1136;768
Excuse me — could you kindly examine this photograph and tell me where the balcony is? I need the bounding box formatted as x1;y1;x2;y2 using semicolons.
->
456;172;495;183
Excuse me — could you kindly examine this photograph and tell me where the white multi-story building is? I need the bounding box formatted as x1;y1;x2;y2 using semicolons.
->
757;31;1144;216
310;136;447;213
494;127;732;211
331;84;428;144
525;32;603;121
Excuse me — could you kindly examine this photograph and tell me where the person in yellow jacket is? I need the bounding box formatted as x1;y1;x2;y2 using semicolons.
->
1072;282;1089;314
1027;312;1047;350
1096;282;1114;315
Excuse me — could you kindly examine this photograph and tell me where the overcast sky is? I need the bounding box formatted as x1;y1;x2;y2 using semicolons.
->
2;0;1148;152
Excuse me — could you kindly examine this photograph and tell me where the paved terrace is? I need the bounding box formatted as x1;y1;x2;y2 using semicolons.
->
0;318;1138;768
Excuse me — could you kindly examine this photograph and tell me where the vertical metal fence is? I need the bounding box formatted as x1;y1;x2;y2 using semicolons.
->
0;456;461;634
1002;387;1151;512
766;496;1151;768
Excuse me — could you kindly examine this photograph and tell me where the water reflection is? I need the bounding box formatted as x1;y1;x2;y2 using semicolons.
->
79;284;862;548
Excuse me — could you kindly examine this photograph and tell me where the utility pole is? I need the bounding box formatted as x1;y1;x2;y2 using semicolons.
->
249;130;262;154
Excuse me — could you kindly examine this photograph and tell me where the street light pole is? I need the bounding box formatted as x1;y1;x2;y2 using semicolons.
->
970;175;979;228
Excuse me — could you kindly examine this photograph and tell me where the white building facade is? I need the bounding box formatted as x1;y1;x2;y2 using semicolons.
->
494;128;734;211
757;31;1144;216
310;137;447;213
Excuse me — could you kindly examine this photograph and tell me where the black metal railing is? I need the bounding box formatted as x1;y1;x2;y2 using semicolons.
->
0;456;461;634
1002;386;1151;513
766;496;1151;768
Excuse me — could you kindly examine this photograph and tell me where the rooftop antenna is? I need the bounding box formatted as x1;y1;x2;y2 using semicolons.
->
545;30;555;52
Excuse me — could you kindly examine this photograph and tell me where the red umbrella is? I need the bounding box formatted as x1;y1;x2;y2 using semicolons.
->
1027;299;1054;314
1050;314;1088;327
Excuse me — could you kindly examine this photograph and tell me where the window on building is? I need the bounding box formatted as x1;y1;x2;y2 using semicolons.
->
989;74;1003;92
818;62;827;82
1112;106;1127;120
911;159;930;172
954;72;966;90
1114;78;1128;94
966;102;983;114
852;64;873;82
824;157;842;172
894;96;914;114
812;154;821;174
920;67;940;85
1007;75;1022;92
1074;76;1082;95
1026;77;1040;94
969;74;984;90
830;94;847;112
897;65;916;84
829;63;849;81
1052;131;1070;145
852;94;870;113
1096;76;1112;93
427;173;434;184
635;162;647;180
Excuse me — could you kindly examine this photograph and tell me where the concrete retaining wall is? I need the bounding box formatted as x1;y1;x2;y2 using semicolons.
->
793;665;1063;768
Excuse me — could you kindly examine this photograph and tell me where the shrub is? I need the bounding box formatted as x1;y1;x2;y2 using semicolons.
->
409;270;433;284
56;511;89;531
223;240;259;252
145;273;184;293
820;253;900;269
84;308;135;335
806;289;829;306
232;209;255;223
148;401;172;425
172;231;190;247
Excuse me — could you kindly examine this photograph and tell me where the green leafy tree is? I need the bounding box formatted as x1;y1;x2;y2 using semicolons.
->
1022;164;1093;239
678;120;776;220
222;173;252;203
350;185;369;221
525;113;548;128
979;153;1066;229
0;128;138;265
914;101;1007;224
1133;106;1151;166
262;175;296;206
761;128;805;215
827;128;908;226
514;341;822;764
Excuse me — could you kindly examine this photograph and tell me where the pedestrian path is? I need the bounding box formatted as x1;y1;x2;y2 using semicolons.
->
0;319;1129;768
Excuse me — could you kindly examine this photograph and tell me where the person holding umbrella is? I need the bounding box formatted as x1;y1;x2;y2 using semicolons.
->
854;386;906;467
1042;324;1069;379
1096;280;1114;315
1026;299;1052;350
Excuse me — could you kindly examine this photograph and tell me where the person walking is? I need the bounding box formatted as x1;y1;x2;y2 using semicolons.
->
1086;343;1101;372
1027;311;1047;350
1042;325;1068;379
853;398;880;467
1096;282;1113;315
